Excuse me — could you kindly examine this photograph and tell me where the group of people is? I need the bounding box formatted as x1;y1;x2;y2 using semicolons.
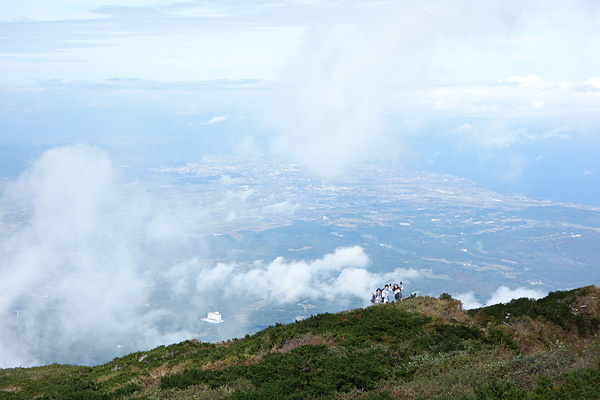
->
371;282;404;304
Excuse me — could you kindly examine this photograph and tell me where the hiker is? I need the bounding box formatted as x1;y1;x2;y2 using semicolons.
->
382;284;391;303
393;282;404;301
371;288;383;304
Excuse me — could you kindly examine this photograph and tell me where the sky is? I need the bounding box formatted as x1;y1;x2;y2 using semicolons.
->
0;0;598;367
1;0;599;204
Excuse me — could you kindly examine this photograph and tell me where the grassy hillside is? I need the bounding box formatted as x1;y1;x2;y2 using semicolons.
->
1;286;599;399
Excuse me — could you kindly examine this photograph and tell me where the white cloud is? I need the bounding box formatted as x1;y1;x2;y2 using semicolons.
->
0;145;235;367
508;75;542;85
531;101;544;109
583;77;600;90
219;175;244;185
456;286;548;310
497;154;530;183
454;292;483;310
486;286;547;306
191;245;421;305
229;246;371;303
0;145;149;366
203;116;228;125
268;1;600;176
263;200;299;216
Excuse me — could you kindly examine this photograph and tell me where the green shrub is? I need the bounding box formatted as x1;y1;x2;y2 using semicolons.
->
162;344;388;398
470;287;599;338
530;368;600;400
474;380;526;400
485;328;519;350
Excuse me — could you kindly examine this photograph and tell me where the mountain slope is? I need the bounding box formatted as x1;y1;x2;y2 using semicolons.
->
1;286;599;399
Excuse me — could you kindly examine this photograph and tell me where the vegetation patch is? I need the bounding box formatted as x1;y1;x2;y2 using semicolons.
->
0;286;599;399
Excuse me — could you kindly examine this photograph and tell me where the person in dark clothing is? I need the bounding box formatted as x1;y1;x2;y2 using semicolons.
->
371;288;383;304
393;282;404;301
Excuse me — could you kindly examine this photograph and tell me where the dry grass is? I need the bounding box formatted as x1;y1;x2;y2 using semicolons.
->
200;356;242;371
139;359;195;392
271;333;337;353
0;386;22;393
503;316;566;353
94;365;142;384
148;360;193;379
396;296;469;325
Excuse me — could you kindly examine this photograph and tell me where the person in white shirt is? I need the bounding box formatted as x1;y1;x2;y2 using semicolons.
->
382;284;391;303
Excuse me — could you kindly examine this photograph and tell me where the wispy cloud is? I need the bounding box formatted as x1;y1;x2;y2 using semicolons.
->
203;116;228;124
268;1;600;176
508;75;542;85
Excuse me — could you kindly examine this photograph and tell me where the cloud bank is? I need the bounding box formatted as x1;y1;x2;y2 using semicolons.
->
0;145;148;366
456;286;548;310
269;0;523;175
193;246;419;304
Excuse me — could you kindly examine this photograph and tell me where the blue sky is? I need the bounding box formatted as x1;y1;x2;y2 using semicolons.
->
1;0;600;205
